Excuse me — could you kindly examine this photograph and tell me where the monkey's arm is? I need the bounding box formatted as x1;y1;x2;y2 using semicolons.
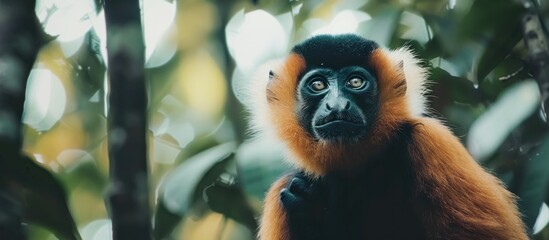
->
408;118;528;240
259;172;324;240
259;175;292;240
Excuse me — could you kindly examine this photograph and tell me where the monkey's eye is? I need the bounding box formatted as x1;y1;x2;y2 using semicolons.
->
347;77;366;89
309;79;327;92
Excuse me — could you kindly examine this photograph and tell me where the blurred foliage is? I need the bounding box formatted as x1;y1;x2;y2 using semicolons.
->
3;0;547;239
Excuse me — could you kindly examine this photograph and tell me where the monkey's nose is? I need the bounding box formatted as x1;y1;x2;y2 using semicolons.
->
325;98;351;112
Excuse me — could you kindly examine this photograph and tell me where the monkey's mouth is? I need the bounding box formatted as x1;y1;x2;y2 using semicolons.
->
313;114;367;140
314;113;365;128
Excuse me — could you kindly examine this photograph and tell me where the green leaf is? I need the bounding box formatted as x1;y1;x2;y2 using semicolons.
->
467;80;540;161
153;201;182;240
59;155;107;194
516;135;549;233
422;0;525;83
203;180;258;232
429;67;476;106
476;36;522;83
236;138;288;201
154;142;236;239
411;0;451;16
14;155;81;240
458;0;525;82
357;6;402;46
0;189;25;240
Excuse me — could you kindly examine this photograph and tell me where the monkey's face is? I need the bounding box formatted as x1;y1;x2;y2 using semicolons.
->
258;34;413;174
296;66;379;142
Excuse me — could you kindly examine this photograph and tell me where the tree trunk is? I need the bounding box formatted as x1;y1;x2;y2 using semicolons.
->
0;0;44;239
103;1;152;239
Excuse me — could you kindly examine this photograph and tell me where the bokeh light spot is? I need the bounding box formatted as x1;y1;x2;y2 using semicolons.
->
23;68;67;132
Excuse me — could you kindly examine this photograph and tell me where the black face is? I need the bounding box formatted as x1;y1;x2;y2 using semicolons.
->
296;66;379;142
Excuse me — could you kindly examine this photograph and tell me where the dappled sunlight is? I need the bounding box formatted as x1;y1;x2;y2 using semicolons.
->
467;80;540;161
152;95;196;149
142;0;177;67
92;10;108;66
36;0;97;42
23;68;66;132
35;0;97;58
175;51;227;118
7;0;548;239
180;212;252;240
80;219;112;240
25;114;87;169
400;11;432;44
226;9;289;74
57;149;94;169
535;203;549;235
312;9;371;35
151;137;181;165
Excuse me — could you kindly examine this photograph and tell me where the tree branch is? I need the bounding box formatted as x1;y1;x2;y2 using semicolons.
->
0;0;44;238
522;1;549;122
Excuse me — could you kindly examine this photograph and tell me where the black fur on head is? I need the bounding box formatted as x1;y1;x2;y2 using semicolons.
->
291;34;381;143
291;34;379;71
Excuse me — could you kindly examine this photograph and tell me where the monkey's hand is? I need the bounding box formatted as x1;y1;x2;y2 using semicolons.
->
280;172;321;240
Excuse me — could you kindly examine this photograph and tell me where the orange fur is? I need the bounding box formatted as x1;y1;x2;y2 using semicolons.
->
408;117;527;239
259;45;527;239
258;174;292;240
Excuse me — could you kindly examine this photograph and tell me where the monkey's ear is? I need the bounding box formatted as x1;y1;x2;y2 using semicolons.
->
267;70;279;102
396;60;404;77
269;70;276;80
393;60;406;97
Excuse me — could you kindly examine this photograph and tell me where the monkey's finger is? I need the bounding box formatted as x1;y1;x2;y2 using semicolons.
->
280;188;304;210
288;177;316;198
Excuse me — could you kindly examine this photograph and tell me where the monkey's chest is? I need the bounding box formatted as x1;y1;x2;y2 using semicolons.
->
360;186;425;239
316;175;427;239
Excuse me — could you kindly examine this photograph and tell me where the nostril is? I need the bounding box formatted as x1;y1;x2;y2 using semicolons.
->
344;101;351;110
326;102;332;110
